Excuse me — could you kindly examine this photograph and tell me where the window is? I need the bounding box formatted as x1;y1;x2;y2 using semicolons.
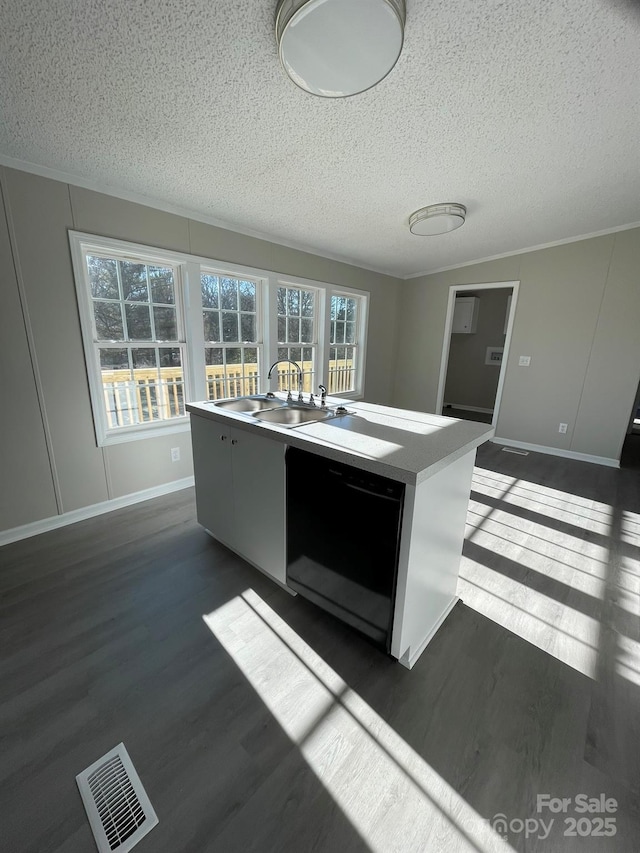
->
82;250;186;438
329;294;361;394
201;272;262;400
70;232;368;445
276;284;317;392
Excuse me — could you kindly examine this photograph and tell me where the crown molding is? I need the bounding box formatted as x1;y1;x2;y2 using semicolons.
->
403;220;640;280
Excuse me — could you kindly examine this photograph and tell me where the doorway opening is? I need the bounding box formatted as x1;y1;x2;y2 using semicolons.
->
620;376;640;469
435;281;519;428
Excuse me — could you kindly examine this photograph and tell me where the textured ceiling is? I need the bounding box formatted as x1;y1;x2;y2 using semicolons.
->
1;0;639;277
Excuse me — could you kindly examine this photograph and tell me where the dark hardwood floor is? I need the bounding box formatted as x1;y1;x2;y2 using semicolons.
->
1;442;639;852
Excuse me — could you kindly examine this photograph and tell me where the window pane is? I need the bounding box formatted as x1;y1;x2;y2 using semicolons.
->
99;348;128;369
331;295;346;320
222;312;239;342
328;344;355;394
239;280;256;311
132;348;157;369
203;345;260;400
301;318;313;343
277;346;288;360
159;348;184;418
302;347;312;362
121;261;148;301
287;288;300;315
288;317;299;342
301;290;314;317
203;310;220;342
277;287;287;314
99;351;137;427
134;375;158;423
277;316;286;342
88;257;118;300
125;303;152;340
220;277;238;310
289;346;302;362
201;274;219;309
149;266;175;304
94;301;124;340
335;321;345;343
346;298;357;321
205;347;224;400
346;321;356;343
241;314;256;342
154;306;178;340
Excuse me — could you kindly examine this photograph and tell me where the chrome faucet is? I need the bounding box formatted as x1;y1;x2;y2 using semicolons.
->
267;359;304;402
318;384;327;407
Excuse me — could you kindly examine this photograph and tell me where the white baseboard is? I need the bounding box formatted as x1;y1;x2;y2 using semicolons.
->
444;403;494;414
0;476;195;547
492;437;619;468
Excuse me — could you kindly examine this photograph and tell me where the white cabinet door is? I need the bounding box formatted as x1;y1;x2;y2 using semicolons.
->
452;296;479;333
231;427;286;584
190;415;235;547
190;415;287;584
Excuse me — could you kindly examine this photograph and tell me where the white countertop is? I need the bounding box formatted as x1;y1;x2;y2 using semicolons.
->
186;395;494;486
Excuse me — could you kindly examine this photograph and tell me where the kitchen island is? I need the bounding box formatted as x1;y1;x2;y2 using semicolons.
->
187;395;493;668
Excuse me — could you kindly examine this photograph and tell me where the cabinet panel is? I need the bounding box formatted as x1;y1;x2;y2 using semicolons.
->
232;429;286;583
190;415;234;546
452;296;479;333
190;414;286;584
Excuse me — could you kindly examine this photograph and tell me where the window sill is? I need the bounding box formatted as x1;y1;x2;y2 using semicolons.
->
99;418;191;447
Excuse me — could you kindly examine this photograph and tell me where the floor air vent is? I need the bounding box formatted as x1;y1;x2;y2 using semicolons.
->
76;743;158;852
501;447;530;455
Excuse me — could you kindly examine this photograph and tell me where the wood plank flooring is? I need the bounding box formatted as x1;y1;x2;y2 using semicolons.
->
1;442;639;852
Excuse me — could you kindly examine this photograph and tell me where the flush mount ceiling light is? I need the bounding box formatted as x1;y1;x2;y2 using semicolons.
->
275;0;406;98
409;203;467;236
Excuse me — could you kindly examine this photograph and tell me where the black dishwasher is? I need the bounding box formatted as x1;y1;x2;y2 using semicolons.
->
286;446;406;652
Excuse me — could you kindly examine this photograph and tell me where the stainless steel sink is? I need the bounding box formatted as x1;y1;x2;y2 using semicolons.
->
213;396;287;413
253;407;336;426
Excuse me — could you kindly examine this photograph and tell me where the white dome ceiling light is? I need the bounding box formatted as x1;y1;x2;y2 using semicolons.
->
409;203;467;236
275;0;406;98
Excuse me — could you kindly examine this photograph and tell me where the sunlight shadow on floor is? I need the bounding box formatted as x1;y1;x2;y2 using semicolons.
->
460;467;611;679
203;588;513;853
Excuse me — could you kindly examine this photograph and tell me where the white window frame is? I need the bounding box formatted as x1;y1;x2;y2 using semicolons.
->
70;231;369;446
273;279;321;394
272;277;368;399
70;233;198;446
200;265;266;401
327;287;368;398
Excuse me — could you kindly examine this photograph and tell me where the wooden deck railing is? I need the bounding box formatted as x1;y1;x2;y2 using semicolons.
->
101;360;354;428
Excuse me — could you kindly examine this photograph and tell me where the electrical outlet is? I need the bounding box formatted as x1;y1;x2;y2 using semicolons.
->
519;355;531;366
171;447;180;462
558;423;568;434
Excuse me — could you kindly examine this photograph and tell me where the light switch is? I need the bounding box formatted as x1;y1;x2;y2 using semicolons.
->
519;356;531;366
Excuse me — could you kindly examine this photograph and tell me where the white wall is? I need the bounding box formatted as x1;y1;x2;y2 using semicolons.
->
0;166;401;534
393;230;640;463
